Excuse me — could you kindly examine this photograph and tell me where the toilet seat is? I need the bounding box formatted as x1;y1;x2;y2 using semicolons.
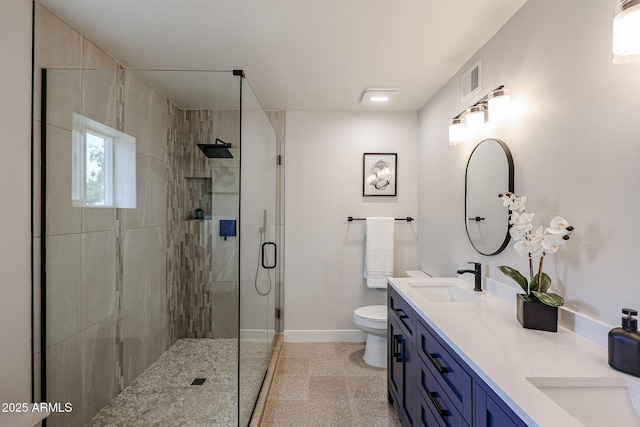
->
353;305;387;330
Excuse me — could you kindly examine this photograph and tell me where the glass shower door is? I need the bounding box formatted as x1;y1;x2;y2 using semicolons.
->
41;67;276;426
239;78;279;426
41;68;124;427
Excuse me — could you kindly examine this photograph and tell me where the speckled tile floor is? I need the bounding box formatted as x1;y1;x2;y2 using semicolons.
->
260;342;402;427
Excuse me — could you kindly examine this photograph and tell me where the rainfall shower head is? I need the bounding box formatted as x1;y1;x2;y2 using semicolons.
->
197;138;233;158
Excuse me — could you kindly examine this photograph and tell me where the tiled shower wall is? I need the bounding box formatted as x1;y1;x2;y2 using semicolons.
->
34;4;286;426
34;4;168;426
167;107;241;343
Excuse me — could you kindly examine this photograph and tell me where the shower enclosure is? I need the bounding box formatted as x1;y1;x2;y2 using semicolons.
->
38;69;279;426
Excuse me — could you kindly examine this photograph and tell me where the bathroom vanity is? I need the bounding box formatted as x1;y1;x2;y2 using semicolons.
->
387;277;640;427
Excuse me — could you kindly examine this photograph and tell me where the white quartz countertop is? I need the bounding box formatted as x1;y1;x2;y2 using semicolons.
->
388;276;640;427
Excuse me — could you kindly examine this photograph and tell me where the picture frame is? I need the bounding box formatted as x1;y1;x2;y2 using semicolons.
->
363;153;397;196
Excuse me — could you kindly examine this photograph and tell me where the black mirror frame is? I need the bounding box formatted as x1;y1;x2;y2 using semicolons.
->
464;138;514;256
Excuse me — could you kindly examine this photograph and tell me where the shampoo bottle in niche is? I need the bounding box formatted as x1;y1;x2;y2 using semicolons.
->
608;308;640;377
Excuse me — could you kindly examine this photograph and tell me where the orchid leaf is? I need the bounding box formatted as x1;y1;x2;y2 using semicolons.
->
531;291;564;307
529;272;551;294
498;265;528;294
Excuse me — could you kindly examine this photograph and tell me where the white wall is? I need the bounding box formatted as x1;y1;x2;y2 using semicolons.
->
0;0;33;402
418;0;640;327
285;111;418;340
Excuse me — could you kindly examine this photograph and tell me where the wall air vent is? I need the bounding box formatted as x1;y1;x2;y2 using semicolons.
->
461;59;482;101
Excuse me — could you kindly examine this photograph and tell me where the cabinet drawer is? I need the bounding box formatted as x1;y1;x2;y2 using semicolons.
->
418;365;469;427
418;322;472;419
389;287;416;340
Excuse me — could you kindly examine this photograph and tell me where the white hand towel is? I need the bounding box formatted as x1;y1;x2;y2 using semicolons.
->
364;217;395;288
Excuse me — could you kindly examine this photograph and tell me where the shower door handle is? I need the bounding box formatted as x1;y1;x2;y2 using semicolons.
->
261;242;277;269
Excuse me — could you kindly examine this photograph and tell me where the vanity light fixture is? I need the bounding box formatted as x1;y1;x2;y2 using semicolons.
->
613;0;640;64
465;105;486;134
448;85;511;145
448;118;465;145
487;88;511;122
360;89;399;106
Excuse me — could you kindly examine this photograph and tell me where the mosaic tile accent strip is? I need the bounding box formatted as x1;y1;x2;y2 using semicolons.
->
167;107;241;342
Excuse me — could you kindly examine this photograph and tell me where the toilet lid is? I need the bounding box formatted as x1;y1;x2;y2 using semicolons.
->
354;305;387;322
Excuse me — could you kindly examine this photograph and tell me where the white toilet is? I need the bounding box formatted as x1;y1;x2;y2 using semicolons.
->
353;305;388;368
353;271;431;368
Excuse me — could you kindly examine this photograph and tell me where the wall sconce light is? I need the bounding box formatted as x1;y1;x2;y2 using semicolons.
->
448;85;511;145
613;0;640;64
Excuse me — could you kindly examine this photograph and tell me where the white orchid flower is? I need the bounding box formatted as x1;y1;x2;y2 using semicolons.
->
514;240;528;256
510;196;527;211
528;239;545;258
542;236;560;253
509;211;520;226
510;226;524;241
498;193;575;305
514;212;534;234
524;226;544;257
553;233;569;245
529;225;544;240
547;216;570;235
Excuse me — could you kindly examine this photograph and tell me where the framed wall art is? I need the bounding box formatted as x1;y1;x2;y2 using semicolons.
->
363;153;397;196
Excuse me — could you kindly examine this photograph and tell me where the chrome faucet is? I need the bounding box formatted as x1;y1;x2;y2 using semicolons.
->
457;262;482;292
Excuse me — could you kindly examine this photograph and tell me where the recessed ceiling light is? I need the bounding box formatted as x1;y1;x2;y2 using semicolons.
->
360;89;399;106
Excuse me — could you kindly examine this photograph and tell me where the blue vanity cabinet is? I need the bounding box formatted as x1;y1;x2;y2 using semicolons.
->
417;318;525;427
416;362;470;426
388;289;418;426
473;382;528;427
388;286;526;427
417;322;472;426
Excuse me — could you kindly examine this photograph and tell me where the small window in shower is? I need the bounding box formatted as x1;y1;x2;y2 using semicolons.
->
72;113;136;208
84;131;113;206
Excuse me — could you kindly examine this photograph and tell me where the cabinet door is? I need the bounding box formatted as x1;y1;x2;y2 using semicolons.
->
403;339;417;426
388;315;404;402
388;315;417;426
474;383;526;427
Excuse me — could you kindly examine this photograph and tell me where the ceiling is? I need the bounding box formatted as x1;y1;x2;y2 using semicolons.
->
37;0;527;112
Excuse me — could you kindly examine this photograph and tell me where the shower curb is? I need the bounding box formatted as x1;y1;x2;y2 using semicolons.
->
249;333;284;427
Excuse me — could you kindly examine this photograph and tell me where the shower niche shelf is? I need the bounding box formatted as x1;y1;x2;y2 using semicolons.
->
183;177;212;220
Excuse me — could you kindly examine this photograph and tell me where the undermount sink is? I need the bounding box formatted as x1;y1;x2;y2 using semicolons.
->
408;282;481;303
527;377;640;426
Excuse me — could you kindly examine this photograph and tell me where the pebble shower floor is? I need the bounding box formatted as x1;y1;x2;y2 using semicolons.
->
89;339;240;426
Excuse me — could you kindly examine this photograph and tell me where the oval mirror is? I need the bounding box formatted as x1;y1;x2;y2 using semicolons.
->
465;138;514;255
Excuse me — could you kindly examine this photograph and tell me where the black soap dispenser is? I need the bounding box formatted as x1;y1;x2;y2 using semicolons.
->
608;308;640;377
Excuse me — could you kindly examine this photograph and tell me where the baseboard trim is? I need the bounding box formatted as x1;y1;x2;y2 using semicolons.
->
283;330;366;343
240;329;277;342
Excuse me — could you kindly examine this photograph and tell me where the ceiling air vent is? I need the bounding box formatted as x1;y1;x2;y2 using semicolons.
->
461;59;482;101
